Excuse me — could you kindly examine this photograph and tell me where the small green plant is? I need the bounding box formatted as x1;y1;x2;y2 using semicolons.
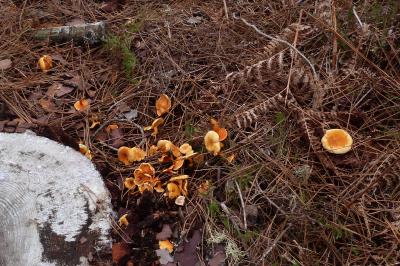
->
208;200;221;218
104;20;142;82
184;122;196;139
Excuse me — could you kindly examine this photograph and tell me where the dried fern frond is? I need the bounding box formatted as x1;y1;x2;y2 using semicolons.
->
233;89;298;129
263;23;313;57
226;51;289;86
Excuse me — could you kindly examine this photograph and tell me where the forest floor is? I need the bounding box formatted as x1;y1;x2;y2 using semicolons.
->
1;0;400;265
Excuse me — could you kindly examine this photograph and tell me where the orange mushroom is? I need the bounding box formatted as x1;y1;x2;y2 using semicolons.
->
198;180;210;194
156;94;172;116
124;177;136;191
133;163;163;193
118;146;146;165
204;130;221;155
106;124;119;133
130;147;146;161
159;240;174;253
74;99;90;111
79;143;93;160
147;145;159;156
321;129;353;154
38;55;52;72
118;214;129;227
210;118;228;141
144;118;164;136
118;146;133;165
166;182;181;199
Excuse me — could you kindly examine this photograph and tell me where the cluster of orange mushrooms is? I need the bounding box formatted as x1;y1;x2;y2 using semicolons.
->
38;55;353;254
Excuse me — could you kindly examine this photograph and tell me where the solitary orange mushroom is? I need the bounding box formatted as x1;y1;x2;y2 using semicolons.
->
74;99;90;111
156;94;172;116
38;55;52;72
321;129;353;154
118;214;129;227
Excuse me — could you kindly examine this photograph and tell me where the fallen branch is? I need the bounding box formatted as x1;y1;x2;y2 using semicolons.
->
31;21;106;45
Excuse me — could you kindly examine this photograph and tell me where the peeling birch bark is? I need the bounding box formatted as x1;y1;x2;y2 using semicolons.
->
0;132;112;266
32;21;106;45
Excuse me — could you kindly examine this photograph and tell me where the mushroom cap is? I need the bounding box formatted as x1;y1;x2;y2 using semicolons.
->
130;147;146;162
159;240;174;253
38;55;52;72
172;158;185;170
118;146;134;165
156;94;172;117
74;99;90;111
166;182;181;199
124;177;136;190
118;214;129;227
157;140;173;153
147;145;159;156
205;141;221;155
179;143;193;154
204;130;220;145
321;129;353;154
105;124;119;133
216;128;228;141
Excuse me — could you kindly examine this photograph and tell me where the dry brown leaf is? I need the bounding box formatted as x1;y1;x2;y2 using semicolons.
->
0;59;12;70
112;242;130;264
156;224;173;240
39;97;56;112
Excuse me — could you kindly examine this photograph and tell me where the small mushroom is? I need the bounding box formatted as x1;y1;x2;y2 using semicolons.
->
38;55;52;72
78;143;92;160
156;94;172;117
130;147;146;162
159;240;174;253
321;129;353;154
74;99;90;111
166;182;181;199
210;118;228;141
105;124;119;133
124;177;136;191
204;130;221;155
118;214;129;227
198;180;210;194
118;146;134;165
144;118;164;136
